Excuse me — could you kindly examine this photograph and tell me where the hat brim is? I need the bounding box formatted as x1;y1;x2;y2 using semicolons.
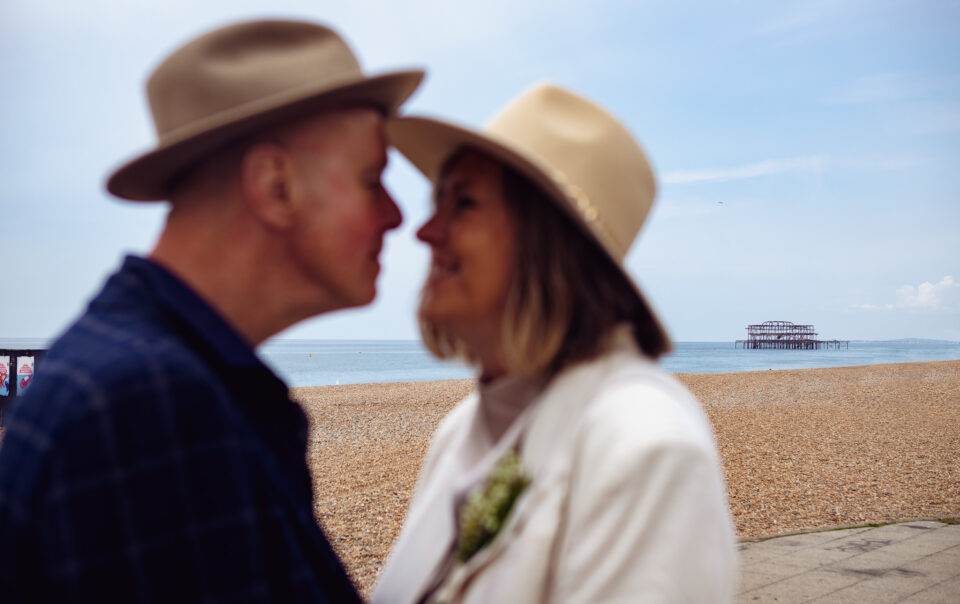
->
387;116;671;354
107;69;424;201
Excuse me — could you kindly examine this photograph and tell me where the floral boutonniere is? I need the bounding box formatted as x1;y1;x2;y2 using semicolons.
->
456;449;530;563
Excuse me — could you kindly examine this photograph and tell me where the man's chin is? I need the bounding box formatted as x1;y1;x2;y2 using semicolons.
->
340;285;377;310
308;277;378;315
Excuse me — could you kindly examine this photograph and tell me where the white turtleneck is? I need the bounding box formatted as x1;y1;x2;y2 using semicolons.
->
475;372;548;446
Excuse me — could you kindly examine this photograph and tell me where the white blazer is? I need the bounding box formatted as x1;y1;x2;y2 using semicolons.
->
373;334;737;603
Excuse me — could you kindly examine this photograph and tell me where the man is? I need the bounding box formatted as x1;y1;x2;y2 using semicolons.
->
0;20;422;602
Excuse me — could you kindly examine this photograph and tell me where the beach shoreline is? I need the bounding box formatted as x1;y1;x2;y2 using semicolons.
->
294;359;960;595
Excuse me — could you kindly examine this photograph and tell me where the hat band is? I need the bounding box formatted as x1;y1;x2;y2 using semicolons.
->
549;168;625;257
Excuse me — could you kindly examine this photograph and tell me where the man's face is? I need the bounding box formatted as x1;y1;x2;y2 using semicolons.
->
283;108;402;310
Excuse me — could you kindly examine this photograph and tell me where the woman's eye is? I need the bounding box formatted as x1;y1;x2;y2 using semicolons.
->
455;196;476;212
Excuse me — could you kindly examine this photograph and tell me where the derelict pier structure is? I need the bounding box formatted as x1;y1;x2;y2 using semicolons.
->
735;321;848;350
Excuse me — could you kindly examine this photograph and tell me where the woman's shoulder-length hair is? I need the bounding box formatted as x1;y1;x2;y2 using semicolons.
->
421;150;670;376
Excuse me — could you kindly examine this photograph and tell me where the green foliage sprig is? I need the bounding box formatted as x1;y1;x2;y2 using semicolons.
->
456;449;530;563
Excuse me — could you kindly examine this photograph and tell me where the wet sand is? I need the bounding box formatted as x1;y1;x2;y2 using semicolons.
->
294;360;960;595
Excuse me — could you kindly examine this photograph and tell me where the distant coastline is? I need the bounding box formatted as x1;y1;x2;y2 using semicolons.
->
3;338;959;388
853;338;960;344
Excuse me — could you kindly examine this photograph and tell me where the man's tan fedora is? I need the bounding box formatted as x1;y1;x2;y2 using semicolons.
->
388;83;670;350
107;19;424;201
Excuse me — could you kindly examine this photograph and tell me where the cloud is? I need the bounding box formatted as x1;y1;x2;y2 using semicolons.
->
892;276;959;309
662;156;828;184
856;276;960;311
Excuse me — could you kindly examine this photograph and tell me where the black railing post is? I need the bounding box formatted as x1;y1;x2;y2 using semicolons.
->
0;348;46;428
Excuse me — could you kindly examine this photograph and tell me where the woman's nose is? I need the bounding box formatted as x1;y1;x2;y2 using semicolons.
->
416;212;444;246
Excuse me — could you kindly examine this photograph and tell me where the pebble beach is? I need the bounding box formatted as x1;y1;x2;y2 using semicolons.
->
294;360;960;596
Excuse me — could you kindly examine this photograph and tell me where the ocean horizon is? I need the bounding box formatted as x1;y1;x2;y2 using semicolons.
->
5;337;958;388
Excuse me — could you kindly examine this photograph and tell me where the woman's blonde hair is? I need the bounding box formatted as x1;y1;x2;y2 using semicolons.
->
420;148;670;376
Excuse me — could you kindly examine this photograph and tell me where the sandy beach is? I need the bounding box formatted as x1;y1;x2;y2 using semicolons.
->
297;359;960;595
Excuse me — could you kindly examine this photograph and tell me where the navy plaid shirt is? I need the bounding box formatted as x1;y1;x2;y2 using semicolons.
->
0;256;360;603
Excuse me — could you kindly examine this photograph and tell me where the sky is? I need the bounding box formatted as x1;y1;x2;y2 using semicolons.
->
1;0;958;343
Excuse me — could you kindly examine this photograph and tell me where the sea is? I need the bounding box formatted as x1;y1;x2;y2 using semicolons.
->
256;339;960;387
6;338;955;388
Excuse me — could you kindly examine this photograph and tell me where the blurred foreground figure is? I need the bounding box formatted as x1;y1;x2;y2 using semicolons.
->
374;84;736;603
0;20;421;602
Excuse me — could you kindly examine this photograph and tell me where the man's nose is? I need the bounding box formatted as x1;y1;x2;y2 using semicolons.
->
380;189;403;230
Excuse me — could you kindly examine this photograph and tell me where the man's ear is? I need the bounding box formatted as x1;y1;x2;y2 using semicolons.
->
240;142;298;231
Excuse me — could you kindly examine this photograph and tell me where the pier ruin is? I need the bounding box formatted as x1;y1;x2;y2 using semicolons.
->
735;321;848;350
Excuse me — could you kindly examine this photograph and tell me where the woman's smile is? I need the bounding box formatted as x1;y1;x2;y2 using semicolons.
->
425;253;460;285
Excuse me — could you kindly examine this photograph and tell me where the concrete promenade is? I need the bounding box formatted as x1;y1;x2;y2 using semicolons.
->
738;520;960;603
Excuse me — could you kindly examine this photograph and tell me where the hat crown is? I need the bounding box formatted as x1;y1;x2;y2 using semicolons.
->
147;20;364;145
107;19;423;201
484;84;656;259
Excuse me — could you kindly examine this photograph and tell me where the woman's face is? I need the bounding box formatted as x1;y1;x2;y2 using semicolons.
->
417;150;517;337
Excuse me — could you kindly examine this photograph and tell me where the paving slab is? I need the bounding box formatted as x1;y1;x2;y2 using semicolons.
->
807;583;905;604
899;576;960;603
745;557;820;579
739;570;786;593
738;567;862;603
738;520;960;603
940;544;960;561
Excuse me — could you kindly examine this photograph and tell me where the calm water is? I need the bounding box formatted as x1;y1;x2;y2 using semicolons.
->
259;339;474;387
3;338;958;388
258;339;960;387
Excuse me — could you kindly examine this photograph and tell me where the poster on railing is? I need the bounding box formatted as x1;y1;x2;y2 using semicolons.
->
17;356;34;395
0;356;9;396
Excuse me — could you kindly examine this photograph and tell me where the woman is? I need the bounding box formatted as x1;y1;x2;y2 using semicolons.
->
373;84;736;603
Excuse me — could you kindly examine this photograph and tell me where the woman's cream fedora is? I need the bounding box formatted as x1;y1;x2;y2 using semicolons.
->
388;83;669;349
107;19;424;201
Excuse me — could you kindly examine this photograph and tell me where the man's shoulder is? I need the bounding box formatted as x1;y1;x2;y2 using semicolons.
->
50;310;207;385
